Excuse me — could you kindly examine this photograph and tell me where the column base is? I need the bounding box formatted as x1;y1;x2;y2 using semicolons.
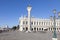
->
52;38;58;40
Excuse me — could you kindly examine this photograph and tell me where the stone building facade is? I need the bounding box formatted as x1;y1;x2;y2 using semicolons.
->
19;5;60;32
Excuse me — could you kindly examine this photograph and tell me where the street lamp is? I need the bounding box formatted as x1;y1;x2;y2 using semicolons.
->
52;9;57;40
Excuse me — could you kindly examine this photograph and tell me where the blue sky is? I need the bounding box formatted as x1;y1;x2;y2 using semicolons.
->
0;0;60;28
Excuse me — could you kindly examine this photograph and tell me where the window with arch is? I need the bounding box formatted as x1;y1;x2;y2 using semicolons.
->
23;21;25;25
26;21;28;25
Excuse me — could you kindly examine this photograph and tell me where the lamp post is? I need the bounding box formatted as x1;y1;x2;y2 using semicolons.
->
52;9;57;40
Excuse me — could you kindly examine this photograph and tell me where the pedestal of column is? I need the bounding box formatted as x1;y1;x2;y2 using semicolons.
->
52;38;58;40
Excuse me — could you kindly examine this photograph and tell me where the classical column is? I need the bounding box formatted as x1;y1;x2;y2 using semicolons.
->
27;5;32;32
36;27;37;31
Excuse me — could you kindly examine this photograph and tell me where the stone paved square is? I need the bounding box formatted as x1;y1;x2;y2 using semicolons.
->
0;31;60;40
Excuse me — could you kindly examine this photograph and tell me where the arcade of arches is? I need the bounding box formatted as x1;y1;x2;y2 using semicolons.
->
22;27;60;32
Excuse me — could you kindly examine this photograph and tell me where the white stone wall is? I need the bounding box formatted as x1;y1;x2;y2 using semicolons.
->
19;17;60;32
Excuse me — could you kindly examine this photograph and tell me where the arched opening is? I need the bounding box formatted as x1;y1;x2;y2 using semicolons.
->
31;28;33;31
49;27;50;31
53;28;56;30
34;27;36;31
39;28;41;30
26;27;28;31
23;28;25;30
42;28;43;31
37;28;38;31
